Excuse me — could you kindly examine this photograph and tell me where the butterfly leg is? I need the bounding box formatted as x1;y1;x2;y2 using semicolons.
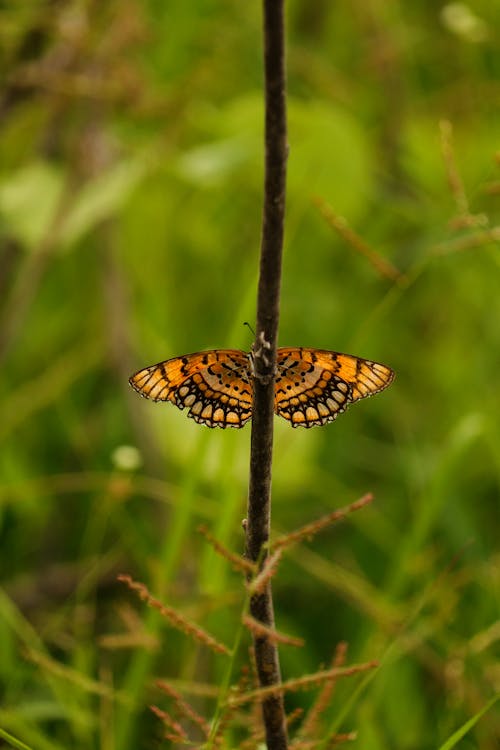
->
250;331;275;383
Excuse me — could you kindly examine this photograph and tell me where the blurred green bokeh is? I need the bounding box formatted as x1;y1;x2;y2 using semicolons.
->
1;2;499;749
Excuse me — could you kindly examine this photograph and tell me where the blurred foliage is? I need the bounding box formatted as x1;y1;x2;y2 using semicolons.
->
0;1;499;749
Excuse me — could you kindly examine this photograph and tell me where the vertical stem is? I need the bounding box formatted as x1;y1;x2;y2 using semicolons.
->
245;1;288;749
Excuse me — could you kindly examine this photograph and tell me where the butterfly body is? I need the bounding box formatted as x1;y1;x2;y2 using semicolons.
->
129;347;394;429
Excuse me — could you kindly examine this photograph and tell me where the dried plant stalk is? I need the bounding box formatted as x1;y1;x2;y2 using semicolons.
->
273;494;373;552
118;574;229;655
198;524;255;574
243;614;305;648
244;1;289;748
228;661;378;709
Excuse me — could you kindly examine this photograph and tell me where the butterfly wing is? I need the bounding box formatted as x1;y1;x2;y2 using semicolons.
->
274;347;394;428
129;350;253;428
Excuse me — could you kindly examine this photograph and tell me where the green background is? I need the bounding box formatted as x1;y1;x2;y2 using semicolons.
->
1;1;498;749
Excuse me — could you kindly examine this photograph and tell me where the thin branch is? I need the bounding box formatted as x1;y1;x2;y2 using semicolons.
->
198;525;256;575
314;197;404;284
156;680;211;738
227;661;378;708
117;575;230;656
439;119;470;220
298;642;348;741
244;1;288;749
272;494;373;552
247;549;283;595
439;119;487;229
149;705;188;743
431;226;500;255
243;614;305;648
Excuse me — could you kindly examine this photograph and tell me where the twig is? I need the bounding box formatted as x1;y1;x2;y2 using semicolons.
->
248;549;283;595
314;197;404;284
198;525;255;575
298;642;348;740
156;680;211;738
272;494;373;552
439;119;469;220
150;704;188;743
431;226;500;255
243;614;305;648
439;119;487;229
227;662;378;709
117;574;230;656
244;1;289;748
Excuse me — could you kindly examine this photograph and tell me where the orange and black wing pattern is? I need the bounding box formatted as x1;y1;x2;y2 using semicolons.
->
129;350;253;428
274;347;394;428
130;347;394;429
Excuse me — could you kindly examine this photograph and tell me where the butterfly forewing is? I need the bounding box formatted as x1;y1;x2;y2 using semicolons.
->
129;347;394;429
129;350;253;428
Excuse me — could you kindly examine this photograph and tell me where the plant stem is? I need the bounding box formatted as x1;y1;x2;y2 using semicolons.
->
244;1;288;749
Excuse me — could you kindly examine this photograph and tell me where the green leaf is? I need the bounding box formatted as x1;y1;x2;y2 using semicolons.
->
437;693;500;750
0;726;33;750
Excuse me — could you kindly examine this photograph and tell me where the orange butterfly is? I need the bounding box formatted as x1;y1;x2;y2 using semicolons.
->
129;348;394;429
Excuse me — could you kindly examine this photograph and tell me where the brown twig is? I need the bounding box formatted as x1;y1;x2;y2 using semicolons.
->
149;704;188;743
244;1;289;749
439;119;469;220
432;226;500;255
227;661;378;709
272;494;373;552
248;549;283;595
243;614;305;648
198;525;255;575
439;119;487;229
286;708;305;729
117;574;230;656
314;197;404;284
298;642;348;741
328;732;358;746
156;680;211;738
290;734;357;750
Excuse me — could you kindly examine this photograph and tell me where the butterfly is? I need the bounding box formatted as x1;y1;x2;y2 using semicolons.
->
129;347;394;429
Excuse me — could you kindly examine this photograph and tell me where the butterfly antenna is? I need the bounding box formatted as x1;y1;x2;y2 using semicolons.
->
243;321;256;337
